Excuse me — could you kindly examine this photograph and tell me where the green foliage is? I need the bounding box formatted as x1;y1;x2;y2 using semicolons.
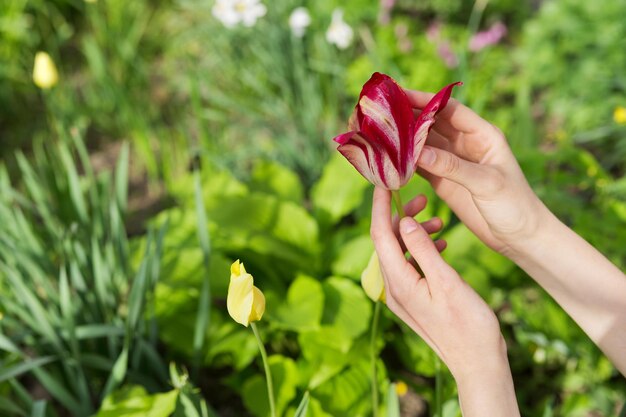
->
1;0;626;416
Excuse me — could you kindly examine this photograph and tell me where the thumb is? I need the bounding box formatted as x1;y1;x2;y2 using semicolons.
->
417;146;501;197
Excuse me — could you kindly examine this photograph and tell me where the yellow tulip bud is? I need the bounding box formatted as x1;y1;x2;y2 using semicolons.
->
614;106;626;125
361;251;385;303
33;52;59;89
227;260;266;326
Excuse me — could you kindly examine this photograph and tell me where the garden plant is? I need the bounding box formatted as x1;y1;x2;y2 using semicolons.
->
1;0;626;416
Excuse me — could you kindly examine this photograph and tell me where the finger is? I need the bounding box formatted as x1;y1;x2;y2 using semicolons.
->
371;188;410;272
435;239;447;252
403;194;427;219
372;188;428;304
399;216;451;282
417;146;503;198
421;217;443;235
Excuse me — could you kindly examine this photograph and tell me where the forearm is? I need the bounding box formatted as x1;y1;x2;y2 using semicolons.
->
507;206;626;374
455;357;520;417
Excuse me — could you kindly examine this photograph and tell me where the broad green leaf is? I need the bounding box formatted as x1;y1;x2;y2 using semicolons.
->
268;275;324;331
311;153;369;225
312;358;372;417
321;277;371;340
330;235;374;280
298;327;352;389
242;355;299;417
95;385;178;417
250;160;304;203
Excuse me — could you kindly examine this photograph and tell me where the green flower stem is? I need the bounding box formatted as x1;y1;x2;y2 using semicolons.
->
391;190;424;276
370;300;382;417
251;323;276;417
391;190;406;218
435;357;443;417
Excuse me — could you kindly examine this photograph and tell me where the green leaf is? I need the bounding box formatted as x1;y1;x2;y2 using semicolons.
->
386;384;400;417
250;160;304;203
0;357;56;383
242;355;299;417
294;392;310;417
321;277;371;340
95;385;178;417
115;143;130;214
268;275;324;331
101;347;129;401
330;235;374;280
311;153;369;225
312;358;372;417
192;167;213;361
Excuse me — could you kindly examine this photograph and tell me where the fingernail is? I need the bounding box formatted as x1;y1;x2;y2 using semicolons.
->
419;147;436;166
400;217;418;234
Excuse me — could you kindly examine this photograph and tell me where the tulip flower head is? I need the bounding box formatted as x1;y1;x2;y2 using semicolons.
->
614;106;626;125
33;52;59;89
361;251;385;303
227;260;266;326
333;73;461;190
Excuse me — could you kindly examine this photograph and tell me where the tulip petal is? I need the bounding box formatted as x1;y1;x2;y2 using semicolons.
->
249;286;266;322
336;132;400;189
413;81;463;158
358;73;415;175
227;271;254;326
361;251;385;302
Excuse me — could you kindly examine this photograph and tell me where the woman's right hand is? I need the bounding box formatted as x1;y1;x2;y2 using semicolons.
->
405;89;549;256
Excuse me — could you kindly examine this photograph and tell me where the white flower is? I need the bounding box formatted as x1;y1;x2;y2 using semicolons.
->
326;9;353;49
212;0;267;28
289;7;311;38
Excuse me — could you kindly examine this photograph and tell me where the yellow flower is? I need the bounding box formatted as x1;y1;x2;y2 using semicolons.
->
33;52;59;89
614;106;626;125
395;381;408;397
227;260;265;326
361;251;385;303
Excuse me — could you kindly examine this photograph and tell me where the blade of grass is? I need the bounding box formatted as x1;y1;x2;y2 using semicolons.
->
0;357;56;383
192;165;212;374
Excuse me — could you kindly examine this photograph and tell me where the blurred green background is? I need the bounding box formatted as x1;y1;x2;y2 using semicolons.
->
1;0;625;416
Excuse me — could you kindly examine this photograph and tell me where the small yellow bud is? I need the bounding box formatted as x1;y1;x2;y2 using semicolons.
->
33;52;59;89
613;106;626;125
361;251;385;303
227;260;266;326
395;381;408;397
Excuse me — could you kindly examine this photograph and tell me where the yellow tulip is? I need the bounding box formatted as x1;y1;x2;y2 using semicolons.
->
33;52;59;89
361;251;385;303
227;260;265;326
614;106;626;125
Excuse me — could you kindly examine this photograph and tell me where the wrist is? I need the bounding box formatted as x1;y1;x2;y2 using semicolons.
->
452;335;511;384
499;196;556;261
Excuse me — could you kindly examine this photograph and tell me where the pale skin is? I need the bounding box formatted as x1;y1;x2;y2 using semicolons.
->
370;89;626;417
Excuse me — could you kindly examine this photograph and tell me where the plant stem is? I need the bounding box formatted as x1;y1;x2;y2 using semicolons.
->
391;190;406;218
251;323;276;417
370;300;382;417
435;357;443;417
391;190;424;276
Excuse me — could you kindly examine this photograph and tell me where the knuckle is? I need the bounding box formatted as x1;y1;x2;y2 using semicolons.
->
441;153;460;176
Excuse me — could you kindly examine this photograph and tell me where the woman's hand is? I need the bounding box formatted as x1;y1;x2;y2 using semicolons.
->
371;188;520;416
405;89;548;256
